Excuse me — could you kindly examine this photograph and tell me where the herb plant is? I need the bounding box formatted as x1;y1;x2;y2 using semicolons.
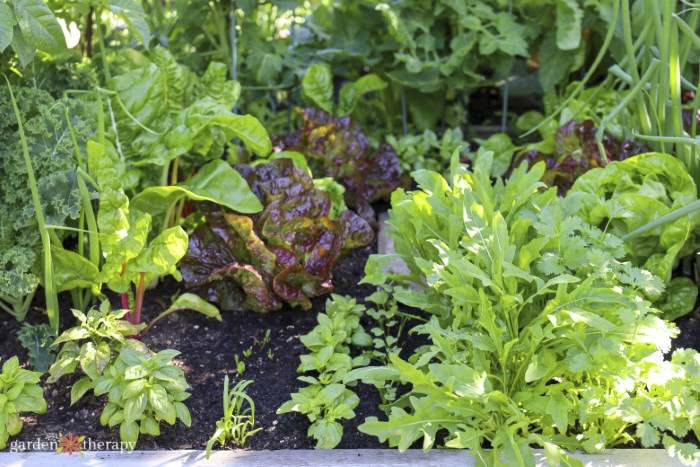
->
205;377;261;459
95;348;192;446
0;356;47;450
387;128;467;176
277;294;371;449
47;301;145;403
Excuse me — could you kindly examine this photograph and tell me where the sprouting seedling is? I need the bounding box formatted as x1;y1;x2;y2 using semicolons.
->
267;349;274;360
254;329;271;350
205;377;261;459
234;355;245;375
243;347;252;358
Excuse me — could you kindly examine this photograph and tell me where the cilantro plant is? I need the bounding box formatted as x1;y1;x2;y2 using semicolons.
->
356;153;700;465
205;377;261;459
277;294;372;449
95;348;192;446
0;356;47;450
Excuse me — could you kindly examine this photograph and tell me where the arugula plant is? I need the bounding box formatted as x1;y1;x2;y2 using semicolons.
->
0;356;47;450
95;348;192;446
205;377;261;459
277;294;371;449
180;158;373;312
354;153;700;465
16;323;57;373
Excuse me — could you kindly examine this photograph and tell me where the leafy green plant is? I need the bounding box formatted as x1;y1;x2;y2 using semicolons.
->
279;108;401;221
105;46;271;194
387;128;467;176
94;348;192;446
0;356;47;450
302;63;387;117
347;287;407;405
180;158;373;312
205;377;261;459
0;0;67;67
16;323;57;373
568;152;700;318
47;301;145;401
277;294;371;449
234;355;245;375
354;153;700;465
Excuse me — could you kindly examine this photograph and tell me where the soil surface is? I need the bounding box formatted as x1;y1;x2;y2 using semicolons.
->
0;234;396;451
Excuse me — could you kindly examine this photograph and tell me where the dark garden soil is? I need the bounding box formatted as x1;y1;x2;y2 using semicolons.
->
0;231;410;451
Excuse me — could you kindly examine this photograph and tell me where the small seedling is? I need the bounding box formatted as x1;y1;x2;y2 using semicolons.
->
205;377;261;459
267;349;274;360
256;329;271;349
234;355;245;375
242;347;252;358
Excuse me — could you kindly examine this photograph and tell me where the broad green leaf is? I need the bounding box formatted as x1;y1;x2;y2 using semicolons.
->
50;246;99;293
119;420;139;444
337;74;387;116
131;160;262;215
0;4;14;52
109;0;150;48
70;376;94;405
556;0;583;50
302;63;333;114
13;0;66;54
309;419;343;449
149;293;222;327
10;25;35;67
119;226;188;286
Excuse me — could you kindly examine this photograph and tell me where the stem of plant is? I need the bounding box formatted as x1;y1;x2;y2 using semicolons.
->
4;76;60;330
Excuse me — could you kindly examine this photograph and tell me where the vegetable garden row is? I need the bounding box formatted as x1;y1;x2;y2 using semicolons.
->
2;0;700;465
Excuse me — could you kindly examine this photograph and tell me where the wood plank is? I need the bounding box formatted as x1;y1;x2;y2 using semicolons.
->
0;449;696;466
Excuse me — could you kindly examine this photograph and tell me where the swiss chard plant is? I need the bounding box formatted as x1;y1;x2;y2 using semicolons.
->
106;46;271;194
352;153;700;466
278;108;401;222
0;356;47;450
180;158;374;312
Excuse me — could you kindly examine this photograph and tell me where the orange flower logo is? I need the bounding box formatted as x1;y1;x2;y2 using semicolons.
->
56;432;85;456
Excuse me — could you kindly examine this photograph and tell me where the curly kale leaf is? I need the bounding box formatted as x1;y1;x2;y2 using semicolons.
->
0;85;94;248
180;158;374;312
